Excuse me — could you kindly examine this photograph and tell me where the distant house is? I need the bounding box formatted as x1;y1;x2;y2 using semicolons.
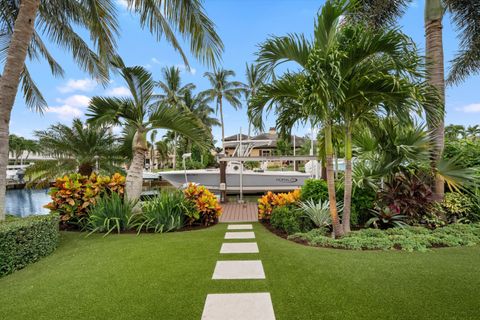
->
224;127;305;157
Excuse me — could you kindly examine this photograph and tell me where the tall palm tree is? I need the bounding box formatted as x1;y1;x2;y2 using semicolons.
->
8;135;38;165
249;0;437;236
183;90;221;129
0;0;223;219
155;66;196;168
87;60;210;201
201;69;245;151
25;119;122;187
353;0;480;200
148;130;158;171
245;63;267;137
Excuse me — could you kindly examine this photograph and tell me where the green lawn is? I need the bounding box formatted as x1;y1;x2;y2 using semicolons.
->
1;223;479;320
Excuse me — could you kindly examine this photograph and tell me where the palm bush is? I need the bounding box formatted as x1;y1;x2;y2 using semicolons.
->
131;190;190;234
85;193;137;237
298;199;332;228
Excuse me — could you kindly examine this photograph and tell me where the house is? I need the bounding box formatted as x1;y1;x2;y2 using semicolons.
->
223;127;305;157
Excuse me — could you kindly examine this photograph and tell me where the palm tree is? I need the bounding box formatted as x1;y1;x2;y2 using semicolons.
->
245;63;267;137
201;69;245;151
249;0;436;236
155;66;196;168
353;0;480;200
0;0;223;219
25;119;122;187
8;135;39;165
148;130;158;171
87;60;210;202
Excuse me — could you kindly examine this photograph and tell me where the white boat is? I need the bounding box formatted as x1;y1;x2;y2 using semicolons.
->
6;164;29;182
159;163;312;193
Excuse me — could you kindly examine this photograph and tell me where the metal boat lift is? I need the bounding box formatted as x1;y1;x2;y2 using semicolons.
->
218;155;319;203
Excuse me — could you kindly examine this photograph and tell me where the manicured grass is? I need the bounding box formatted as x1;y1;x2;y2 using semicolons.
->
1;223;479;319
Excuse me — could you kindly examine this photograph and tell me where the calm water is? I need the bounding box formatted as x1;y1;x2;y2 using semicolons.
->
5;189;50;217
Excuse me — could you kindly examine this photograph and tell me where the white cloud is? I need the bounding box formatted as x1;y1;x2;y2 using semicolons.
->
106;86;131;97
151;58;161;64
55;95;91;108
58;78;97;93
176;64;197;75
116;0;129;9
457;103;480;113
45;105;84;120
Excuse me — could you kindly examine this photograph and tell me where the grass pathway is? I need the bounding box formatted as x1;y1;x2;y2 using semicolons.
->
1;223;480;319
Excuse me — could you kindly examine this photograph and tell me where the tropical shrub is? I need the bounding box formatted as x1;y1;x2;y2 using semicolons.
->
366;205;408;229
84;193;136;236
45;173;125;227
300;179;328;203
441;192;477;223
300;179;375;226
376;170;433;223
298;199;332;228
0;214;59;277
290;223;480;252
270;206;313;235
131;190;189;234
183;183;222;226
257;189;301;220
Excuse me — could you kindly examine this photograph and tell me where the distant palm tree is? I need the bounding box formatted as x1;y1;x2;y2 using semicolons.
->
466;125;480;140
25;119;122;187
245;64;267;137
156;66;196;168
148;130;158;171
353;0;480;200
201;69;245;151
8;135;39;165
0;0;223;220
87;59;210;201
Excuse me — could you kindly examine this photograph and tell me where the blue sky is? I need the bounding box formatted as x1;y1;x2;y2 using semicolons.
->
9;0;480;143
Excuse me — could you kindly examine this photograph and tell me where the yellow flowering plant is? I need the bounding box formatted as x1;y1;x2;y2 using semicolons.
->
258;189;301;220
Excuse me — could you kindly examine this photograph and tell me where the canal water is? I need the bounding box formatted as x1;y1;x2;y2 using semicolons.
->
5;189;50;217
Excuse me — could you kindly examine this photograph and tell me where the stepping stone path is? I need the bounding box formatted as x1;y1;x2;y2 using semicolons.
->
224;231;255;239
220;242;259;254
201;224;276;319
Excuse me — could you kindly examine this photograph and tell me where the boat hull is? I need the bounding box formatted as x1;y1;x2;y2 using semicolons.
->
159;169;311;193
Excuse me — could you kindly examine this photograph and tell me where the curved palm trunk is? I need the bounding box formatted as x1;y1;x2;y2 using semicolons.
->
425;0;445;201
126;130;148;201
325;123;344;238
0;0;41;220
342;124;353;233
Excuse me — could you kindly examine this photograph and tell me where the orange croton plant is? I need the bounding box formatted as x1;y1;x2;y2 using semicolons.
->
258;189;301;220
45;173;125;224
183;183;222;226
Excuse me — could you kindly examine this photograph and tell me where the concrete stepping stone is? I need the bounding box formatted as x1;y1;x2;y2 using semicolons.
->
224;231;255;239
220;242;259;254
212;260;265;279
227;224;253;230
201;292;276;320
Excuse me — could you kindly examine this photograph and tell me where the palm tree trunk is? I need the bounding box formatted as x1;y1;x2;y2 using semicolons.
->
0;0;41;220
325;123;344;238
342;124;353;233
172;133;177;169
219;97;225;152
425;0;445;201
126;130;148;202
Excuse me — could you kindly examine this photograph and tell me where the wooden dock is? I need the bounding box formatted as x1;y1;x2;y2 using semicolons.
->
219;202;258;223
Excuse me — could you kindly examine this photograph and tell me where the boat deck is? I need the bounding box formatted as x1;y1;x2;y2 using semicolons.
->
219;202;258;223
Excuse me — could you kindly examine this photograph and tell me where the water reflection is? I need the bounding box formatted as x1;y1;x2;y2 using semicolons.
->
5;189;50;217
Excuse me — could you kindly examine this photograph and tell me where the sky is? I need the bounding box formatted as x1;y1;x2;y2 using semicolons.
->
8;0;480;144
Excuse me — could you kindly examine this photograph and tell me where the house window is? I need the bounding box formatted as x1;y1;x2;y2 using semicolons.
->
261;149;271;157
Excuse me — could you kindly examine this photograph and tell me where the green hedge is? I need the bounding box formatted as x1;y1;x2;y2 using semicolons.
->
0;214;59;277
